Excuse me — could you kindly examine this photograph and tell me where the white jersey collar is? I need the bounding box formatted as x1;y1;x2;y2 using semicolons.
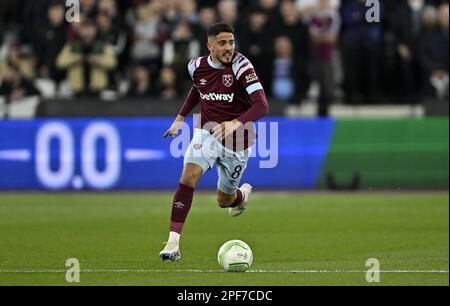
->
207;55;226;69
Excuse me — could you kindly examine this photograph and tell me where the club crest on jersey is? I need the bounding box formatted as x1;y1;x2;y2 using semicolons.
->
193;143;202;150
222;74;233;87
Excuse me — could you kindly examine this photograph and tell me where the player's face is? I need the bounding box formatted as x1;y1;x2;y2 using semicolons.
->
208;32;235;66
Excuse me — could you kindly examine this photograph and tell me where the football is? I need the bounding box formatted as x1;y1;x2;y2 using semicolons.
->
217;240;253;272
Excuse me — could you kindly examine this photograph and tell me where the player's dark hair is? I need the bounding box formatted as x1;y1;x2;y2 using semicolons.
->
207;22;235;38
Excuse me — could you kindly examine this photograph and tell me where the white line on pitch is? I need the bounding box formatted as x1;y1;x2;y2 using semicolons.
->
0;269;448;274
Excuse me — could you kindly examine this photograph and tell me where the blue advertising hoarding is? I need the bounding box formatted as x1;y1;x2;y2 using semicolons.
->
0;118;335;190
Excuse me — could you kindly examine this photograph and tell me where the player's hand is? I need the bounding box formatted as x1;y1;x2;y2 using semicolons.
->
163;116;185;138
211;120;243;141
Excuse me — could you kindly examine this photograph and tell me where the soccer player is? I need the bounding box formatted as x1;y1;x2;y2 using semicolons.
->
159;22;269;261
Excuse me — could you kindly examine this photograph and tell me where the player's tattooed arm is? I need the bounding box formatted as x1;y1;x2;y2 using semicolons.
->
163;115;185;138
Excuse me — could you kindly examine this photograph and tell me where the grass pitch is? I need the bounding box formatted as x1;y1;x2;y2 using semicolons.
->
0;192;448;286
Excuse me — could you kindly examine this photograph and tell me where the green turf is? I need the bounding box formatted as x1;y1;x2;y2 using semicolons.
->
0;192;448;285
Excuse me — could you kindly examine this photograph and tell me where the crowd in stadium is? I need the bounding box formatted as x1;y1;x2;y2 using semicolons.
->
0;0;448;116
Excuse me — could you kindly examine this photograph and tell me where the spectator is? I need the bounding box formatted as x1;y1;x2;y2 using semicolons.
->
161;0;180;38
97;11;127;59
65;1;97;41
127;65;155;98
0;61;41;103
217;0;241;40
36;1;68;83
97;0;124;42
129;1;165;77
419;2;449;101
2;43;35;79
98;0;123;25
1;0;446;112
178;0;199;25
239;9;273;93
391;0;428;102
271;36;298;103
156;66;178;100
22;0;55;49
97;0;128;76
56;19;117;98
162;20;200;94
341;0;384;104
192;6;217;56
274;0;312;103
97;10;128;88
80;0;99;19
306;0;340;116
67;13;87;42
259;0;282;26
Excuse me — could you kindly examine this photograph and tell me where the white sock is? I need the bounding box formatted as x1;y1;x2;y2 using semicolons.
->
168;231;180;244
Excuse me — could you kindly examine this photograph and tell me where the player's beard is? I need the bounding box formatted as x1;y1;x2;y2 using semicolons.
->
220;51;233;66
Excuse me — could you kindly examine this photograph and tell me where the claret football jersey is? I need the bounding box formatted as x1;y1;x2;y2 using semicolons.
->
187;51;264;128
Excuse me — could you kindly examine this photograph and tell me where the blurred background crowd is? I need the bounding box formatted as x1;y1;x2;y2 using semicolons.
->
0;0;448;117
